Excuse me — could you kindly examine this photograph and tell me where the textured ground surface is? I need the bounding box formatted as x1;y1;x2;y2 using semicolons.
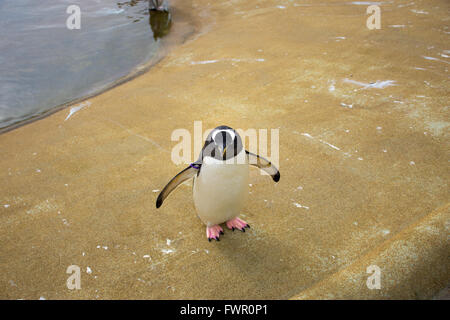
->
1;0;449;299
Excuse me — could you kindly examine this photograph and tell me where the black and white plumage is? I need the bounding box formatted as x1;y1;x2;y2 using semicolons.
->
156;125;280;240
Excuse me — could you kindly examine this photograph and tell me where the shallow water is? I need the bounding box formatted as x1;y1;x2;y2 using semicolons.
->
0;0;172;129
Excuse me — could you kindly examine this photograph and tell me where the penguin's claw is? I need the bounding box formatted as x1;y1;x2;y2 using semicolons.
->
206;225;223;242
226;217;249;233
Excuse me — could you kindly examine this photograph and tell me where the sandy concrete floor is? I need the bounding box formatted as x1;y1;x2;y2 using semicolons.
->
0;0;448;299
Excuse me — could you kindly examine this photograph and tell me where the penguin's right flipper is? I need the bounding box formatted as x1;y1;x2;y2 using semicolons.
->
156;163;201;208
246;150;280;182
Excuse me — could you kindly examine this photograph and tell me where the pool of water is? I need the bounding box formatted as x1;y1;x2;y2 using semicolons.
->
0;0;173;129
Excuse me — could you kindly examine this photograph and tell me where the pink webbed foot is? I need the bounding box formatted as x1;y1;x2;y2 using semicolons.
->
206;225;224;242
226;217;250;232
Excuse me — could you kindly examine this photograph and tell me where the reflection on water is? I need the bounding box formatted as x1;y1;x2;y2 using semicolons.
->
117;0;149;23
0;0;173;130
149;10;172;41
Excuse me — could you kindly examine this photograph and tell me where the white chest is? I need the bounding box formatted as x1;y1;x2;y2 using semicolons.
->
193;156;249;226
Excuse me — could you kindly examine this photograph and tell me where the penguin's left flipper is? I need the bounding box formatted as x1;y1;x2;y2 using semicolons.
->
156;163;201;208
246;150;280;182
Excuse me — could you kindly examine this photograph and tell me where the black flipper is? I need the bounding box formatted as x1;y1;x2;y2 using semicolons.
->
246;150;280;182
156;163;201;208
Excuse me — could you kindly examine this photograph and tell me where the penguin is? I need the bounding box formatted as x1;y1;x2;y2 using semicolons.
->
156;125;280;241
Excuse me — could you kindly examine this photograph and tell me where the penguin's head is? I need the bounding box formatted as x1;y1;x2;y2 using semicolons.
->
202;125;243;161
